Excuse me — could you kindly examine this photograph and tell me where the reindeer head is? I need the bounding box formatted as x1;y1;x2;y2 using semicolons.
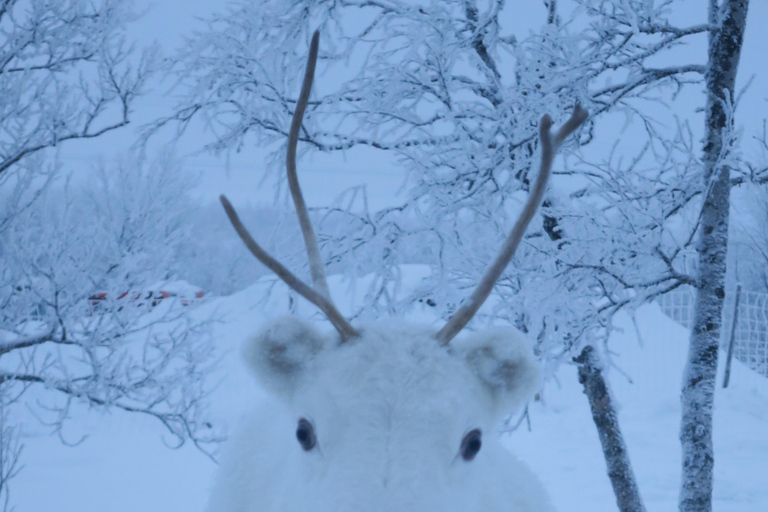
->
213;31;586;512
230;318;540;511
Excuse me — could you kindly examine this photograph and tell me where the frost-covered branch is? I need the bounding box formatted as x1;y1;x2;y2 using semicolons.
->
155;1;711;360
0;325;58;356
0;0;156;177
0;155;221;507
0;3;185;507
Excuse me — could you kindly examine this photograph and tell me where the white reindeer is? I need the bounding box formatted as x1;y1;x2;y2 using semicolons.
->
211;31;587;512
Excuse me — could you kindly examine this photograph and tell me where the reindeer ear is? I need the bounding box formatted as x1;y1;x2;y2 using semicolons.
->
243;317;326;397
453;328;541;418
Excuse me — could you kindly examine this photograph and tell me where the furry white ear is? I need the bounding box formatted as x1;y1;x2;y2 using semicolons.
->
242;317;326;397
453;328;541;418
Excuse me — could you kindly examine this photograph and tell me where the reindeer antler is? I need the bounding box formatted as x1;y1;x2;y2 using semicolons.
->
436;104;588;345
286;31;331;300
220;30;359;342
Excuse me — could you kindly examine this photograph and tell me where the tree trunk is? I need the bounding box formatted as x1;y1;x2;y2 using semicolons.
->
679;2;749;511
575;346;646;512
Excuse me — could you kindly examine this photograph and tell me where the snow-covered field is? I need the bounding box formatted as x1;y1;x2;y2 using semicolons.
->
14;272;768;511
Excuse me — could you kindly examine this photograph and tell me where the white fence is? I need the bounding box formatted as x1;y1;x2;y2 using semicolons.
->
657;287;768;378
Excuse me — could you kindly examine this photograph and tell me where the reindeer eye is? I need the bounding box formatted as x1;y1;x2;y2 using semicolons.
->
460;429;482;461
296;418;316;451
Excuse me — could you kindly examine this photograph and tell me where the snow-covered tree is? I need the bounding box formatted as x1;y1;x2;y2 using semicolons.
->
0;0;161;502
155;0;712;350
0;154;220;505
0;0;155;214
0;3;220;505
680;2;749;511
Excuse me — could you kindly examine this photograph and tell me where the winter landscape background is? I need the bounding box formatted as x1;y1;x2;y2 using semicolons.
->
2;1;768;511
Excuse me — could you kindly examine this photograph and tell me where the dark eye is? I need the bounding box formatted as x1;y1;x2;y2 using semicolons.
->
296;418;316;451
460;429;482;461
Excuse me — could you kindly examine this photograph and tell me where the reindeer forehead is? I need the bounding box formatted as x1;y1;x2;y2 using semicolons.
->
307;326;480;411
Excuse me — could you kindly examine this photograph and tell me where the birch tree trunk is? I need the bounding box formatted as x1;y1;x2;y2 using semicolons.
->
679;2;749;511
575;346;646;512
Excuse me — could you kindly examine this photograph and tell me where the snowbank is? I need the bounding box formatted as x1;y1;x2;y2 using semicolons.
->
12;277;768;511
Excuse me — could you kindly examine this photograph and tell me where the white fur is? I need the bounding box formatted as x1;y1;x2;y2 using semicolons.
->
207;318;555;512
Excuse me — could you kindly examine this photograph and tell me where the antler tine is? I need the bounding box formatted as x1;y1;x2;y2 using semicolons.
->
436;104;588;345
220;195;359;342
287;30;331;300
219;31;359;342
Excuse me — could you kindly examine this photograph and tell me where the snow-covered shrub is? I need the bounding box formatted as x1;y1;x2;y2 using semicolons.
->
0;154;220;494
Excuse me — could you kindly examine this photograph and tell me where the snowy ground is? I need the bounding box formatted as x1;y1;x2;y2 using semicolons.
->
14;271;768;511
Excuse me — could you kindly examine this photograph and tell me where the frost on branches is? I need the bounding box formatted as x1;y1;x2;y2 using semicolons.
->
0;1;219;505
0;155;220;470
158;0;710;370
0;0;155;179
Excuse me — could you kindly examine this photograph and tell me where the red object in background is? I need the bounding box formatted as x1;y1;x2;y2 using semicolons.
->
88;287;204;310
